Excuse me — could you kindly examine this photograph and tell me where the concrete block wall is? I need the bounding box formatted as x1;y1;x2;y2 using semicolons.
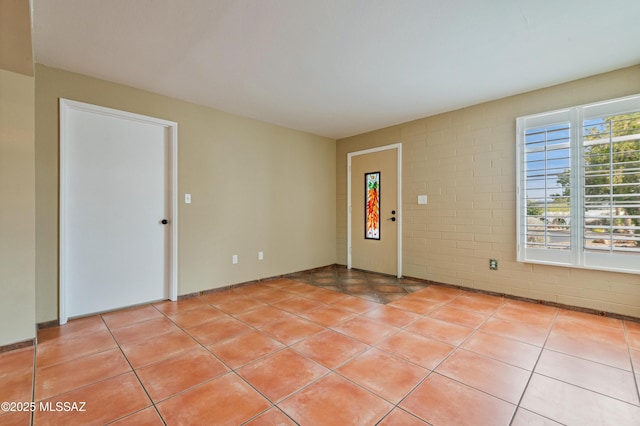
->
337;65;640;317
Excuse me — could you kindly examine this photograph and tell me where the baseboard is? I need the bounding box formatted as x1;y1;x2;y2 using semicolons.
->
0;338;35;354
399;273;640;323
179;264;338;300
37;319;60;330
35;263;639;333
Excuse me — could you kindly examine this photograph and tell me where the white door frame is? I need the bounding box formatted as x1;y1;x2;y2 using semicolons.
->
347;143;402;278
59;99;179;324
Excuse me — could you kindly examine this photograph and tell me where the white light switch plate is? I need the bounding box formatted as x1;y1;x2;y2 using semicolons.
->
185;193;191;204
418;195;428;205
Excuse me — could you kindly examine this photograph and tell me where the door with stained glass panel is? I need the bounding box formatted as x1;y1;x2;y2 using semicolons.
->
349;147;399;276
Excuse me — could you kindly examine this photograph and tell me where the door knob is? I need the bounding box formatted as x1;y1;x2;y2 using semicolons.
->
387;217;396;222
161;219;169;225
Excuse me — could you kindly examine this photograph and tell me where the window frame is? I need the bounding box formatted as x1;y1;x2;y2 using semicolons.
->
516;94;640;275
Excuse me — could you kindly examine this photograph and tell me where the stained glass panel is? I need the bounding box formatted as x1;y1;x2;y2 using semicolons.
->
365;172;380;239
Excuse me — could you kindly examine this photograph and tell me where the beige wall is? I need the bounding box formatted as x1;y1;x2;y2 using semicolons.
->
0;0;33;76
36;65;336;323
338;65;640;317
0;69;36;346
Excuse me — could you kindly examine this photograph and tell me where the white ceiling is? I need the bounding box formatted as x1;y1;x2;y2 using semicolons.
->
32;0;640;139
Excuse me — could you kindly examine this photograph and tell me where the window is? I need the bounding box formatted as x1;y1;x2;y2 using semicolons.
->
516;94;640;274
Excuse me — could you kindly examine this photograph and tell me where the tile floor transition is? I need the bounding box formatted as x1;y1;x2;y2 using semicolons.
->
2;270;640;425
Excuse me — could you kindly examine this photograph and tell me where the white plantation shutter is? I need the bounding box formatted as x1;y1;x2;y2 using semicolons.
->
517;94;640;274
517;109;573;266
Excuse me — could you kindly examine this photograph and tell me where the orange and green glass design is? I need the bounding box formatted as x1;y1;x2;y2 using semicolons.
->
365;172;380;239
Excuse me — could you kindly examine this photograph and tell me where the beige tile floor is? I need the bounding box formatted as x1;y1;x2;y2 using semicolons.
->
1;272;640;425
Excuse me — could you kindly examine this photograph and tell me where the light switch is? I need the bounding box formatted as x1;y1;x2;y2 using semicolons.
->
185;194;191;204
418;195;428;205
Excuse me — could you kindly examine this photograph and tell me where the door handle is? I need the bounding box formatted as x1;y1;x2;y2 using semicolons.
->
387;217;396;222
161;219;169;225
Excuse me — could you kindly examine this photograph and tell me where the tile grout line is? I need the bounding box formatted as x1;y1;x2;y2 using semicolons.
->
28;283;460;423
194;282;425;424
145;300;260;420
32;292;396;425
99;310;168;426
374;296;565;423
111;291;633;425
369;294;505;423
435;298;564;423
32;276;637;424
443;308;542;371
31;324;139;424
621;321;640;406
526;316;640;408
222;279;370;425
151;293;306;419
373;407;426;426
392;298;505;415
227;289;382;424
291;268;422;304
230;285;404;422
31;315;170;424
155;290;314;424
507;306;561;426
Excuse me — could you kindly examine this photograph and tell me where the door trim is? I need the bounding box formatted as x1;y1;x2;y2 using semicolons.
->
59;99;179;324
347;143;402;278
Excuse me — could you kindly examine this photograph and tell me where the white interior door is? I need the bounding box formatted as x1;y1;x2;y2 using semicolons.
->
60;100;178;323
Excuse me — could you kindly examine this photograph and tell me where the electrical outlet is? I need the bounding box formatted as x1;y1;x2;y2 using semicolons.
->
232;255;238;264
258;251;264;260
489;259;498;270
